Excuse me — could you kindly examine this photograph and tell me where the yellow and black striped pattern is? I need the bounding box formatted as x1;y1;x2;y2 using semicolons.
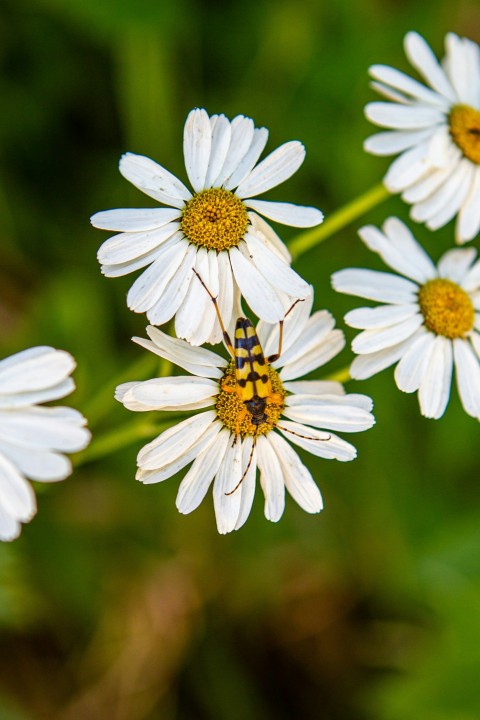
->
234;318;272;402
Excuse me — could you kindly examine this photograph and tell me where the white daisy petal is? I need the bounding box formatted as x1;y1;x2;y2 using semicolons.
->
283;380;345;396
418;335;453;418
394;329;434;392
245;199;323;228
332;269;418;304
404;32;456;101
137;411;217;470
444;33;480;107
127;236;188;313
365;102;446;130
175;248;217;345
0;379;75;410
234;437;257;531
453;339;480;418
210;251;234;346
0;347;75;396
138;418;222;485
345;304;419;330
352;314;424;354
236;141;305;199
258;292;314;358
230;247;284;323
0;504;21;542
224;127;269;190
256;434;285;522
268;432;323;514
280;329;345;381
437;247;477;282
457;167;480;244
369;64;450;107
204;114;232;188
278;421;356;462
359;219;436;282
97;223;180;265
0;442;72;483
276;311;335;368
183;108;212;193
100;244;167;278
284;396;375;433
0;454;36;521
350;331;422;380
384;141;432;192
176;428;230;514
147;244;196;326
461;255;480;292
121;376;217;411
0;407;90;453
213;115;255;188
244;231;310;298
213;436;243;534
402;157;460;204
364;128;434;156
119;153;191;207
134;326;225;379
91;207;181;232
248;212;291;264
425;161;474;230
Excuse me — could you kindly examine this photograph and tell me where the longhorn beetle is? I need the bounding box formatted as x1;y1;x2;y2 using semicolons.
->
193;270;331;495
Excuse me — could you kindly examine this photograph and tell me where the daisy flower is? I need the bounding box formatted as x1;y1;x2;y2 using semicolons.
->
91;108;323;345
0;346;91;541
332;217;480;419
365;31;480;244
115;295;374;534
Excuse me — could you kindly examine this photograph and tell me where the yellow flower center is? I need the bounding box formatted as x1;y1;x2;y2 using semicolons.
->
449;104;480;164
215;360;286;437
418;278;475;339
181;188;249;251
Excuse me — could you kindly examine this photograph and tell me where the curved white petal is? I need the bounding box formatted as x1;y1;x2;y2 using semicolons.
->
0;407;90;453
453;338;480;418
369;64;450;107
183;108;212;192
176;428;230;514
277;421;356;462
0;454;36;521
283;396;375;433
234;436;257;531
97;223;180;265
0;347;75;395
127;236;188;313
204;114;232;188
224;127;269;190
394;329;434;392
244;230;310;298
349;330;422;379
437;247;477;283
345;304;419;330
352;314;424;354
364;128;434;156
245;199;323;228
119;153;191;208
213;436;243;534
0;442;72;482
91;207;181;232
268;432;322;513
365;102;445;130
175;248;217;345
230;247;284;323
457;167;480;244
213;115;255;188
404;32;457;102
147;244;196;326
248;212;291;264
256;434;285;522
122;376;217;411
359;219;436;282
137;410;217;470
236;141;305;199
134;326;225;379
280;329;345;381
332;269;418;304
418;335;453;418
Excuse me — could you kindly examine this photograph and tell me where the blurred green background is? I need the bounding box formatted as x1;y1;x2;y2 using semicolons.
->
1;0;480;718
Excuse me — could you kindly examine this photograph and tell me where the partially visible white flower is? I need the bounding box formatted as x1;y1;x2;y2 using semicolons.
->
332;217;480;419
365;31;480;244
115;296;374;534
0;346;91;541
92;108;323;345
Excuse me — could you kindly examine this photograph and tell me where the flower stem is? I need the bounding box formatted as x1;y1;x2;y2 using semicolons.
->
288;183;390;259
325;365;351;384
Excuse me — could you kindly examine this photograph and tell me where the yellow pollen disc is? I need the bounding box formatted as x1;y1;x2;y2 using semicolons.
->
215;361;286;437
418;278;474;339
449;104;480;164
181;188;249;251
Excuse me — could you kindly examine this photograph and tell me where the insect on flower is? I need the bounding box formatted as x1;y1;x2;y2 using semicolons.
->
192;270;331;495
116;286;374;533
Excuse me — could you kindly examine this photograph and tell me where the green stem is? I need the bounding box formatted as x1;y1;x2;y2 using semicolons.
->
325;365;351;384
288;182;390;259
